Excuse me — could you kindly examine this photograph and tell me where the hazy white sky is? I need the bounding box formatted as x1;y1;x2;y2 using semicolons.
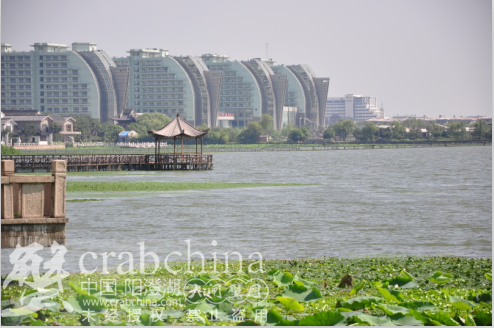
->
1;0;491;118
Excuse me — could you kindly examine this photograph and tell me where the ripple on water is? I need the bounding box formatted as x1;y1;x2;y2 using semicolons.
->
1;146;491;273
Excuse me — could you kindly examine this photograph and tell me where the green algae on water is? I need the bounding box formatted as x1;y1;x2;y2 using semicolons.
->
66;181;313;193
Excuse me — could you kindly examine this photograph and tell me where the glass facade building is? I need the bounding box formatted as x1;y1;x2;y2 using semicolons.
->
2;42;329;129
1;43;129;122
201;54;264;128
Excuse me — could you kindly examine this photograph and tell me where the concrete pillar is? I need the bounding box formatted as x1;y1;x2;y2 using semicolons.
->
1;160;15;219
52;160;66;218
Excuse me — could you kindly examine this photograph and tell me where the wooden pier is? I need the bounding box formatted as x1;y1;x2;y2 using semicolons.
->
1;154;214;173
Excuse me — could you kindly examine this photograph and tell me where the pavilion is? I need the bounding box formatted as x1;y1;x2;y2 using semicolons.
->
147;114;211;170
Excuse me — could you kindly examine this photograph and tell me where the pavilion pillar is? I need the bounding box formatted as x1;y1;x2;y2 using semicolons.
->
181;135;184;154
154;138;157;167
158;138;161;165
200;138;203;154
195;138;198;154
173;137;176;154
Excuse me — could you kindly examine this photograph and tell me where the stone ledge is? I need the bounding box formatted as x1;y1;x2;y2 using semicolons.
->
4;176;55;184
1;217;69;225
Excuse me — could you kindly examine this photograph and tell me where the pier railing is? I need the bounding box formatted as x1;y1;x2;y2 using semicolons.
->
152;154;213;165
2;154;214;172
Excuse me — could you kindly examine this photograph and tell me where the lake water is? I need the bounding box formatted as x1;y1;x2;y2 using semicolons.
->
2;146;491;274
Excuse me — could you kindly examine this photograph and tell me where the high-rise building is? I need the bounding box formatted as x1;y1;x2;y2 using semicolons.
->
2;42;329;129
1;43;129;122
1;44;34;112
114;49;222;127
201;54;263;128
285;65;329;127
173;56;222;127
326;94;381;123
202;55;330;129
271;65;307;126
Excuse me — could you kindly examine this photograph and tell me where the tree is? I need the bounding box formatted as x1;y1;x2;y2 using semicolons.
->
361;122;379;141
194;124;231;144
332;119;356;140
428;122;443;141
378;127;392;140
323;127;335;141
203;127;229;144
470;119;488;140
19;124;36;143
352;127;363;140
49;122;63;142
127;112;172;141
288;128;310;143
136;113;172;131
237;122;263;144
281;124;294;139
390;121;406;139
407;127;421;140
289;129;304;142
126;122;148;139
402;117;428;129
270;129;282;141
74;117;101;142
227;127;242;142
259;114;274;136
101;123;124;143
447;122;466;140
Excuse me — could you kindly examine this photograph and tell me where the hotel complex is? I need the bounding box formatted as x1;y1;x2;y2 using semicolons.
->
326;94;383;123
1;43;329;130
1;43;129;123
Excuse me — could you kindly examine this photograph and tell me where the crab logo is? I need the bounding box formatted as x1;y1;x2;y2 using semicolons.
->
1;242;69;317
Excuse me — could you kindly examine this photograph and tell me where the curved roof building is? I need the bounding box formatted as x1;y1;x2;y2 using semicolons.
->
32;43;102;120
242;58;287;130
173;56;222;127
202;54;263;128
271;64;306;116
1;42;130;122
121;49;196;124
73;43;119;122
287;65;330;127
2;43;329;129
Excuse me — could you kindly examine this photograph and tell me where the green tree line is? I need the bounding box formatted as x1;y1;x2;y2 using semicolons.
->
11;113;489;145
322;118;492;142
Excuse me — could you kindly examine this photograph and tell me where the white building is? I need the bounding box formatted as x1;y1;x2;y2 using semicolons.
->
1;42;129;122
326;94;382;123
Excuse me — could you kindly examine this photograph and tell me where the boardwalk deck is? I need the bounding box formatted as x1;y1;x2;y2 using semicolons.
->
2;154;214;173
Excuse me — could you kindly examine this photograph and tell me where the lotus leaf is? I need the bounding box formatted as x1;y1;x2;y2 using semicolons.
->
428;271;453;284
276;296;304;312
298;311;347;326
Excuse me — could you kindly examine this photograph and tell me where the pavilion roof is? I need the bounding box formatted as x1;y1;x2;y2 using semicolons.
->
148;114;208;139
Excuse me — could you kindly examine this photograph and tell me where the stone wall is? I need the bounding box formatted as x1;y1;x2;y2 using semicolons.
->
1;160;69;248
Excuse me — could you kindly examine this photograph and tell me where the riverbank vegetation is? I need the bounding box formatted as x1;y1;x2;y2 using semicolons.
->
323;118;492;143
1;256;491;326
1;145;22;155
66;181;311;193
7;112;491;150
66;113;494;145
